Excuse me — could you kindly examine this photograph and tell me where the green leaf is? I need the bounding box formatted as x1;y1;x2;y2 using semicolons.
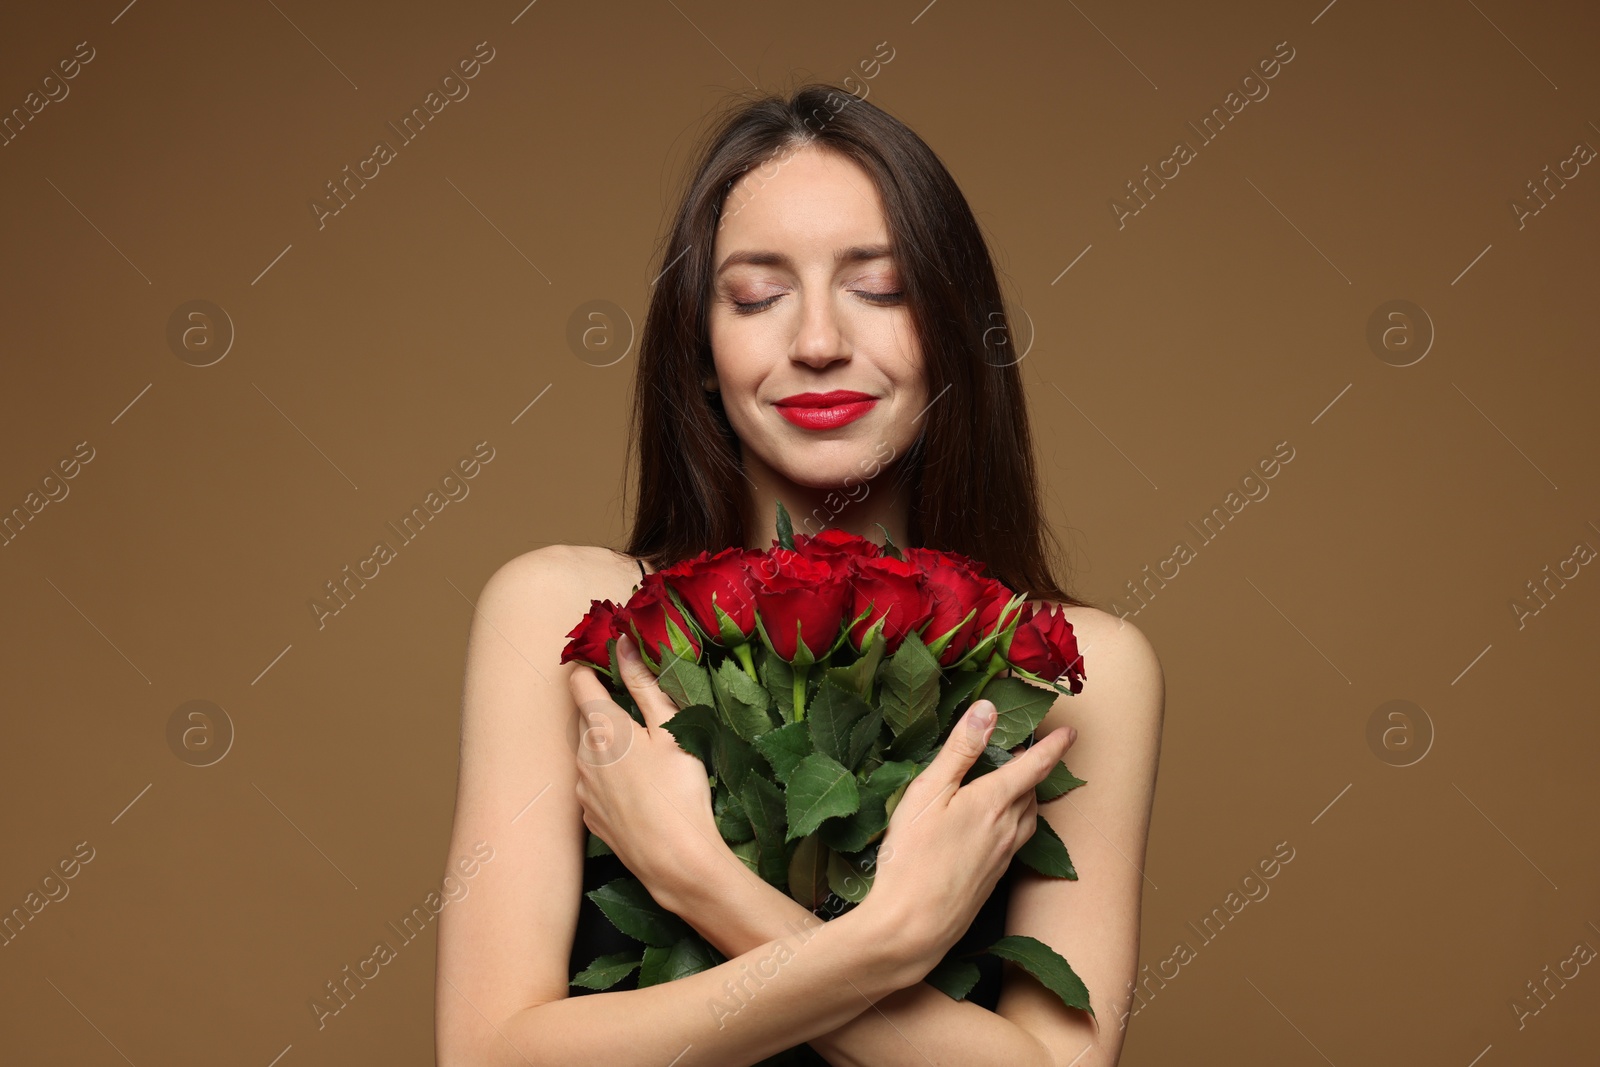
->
787;833;829;909
982;676;1059;749
935;669;986;735
713;725;762;795
571;951;643;990
843;707;883;772
661;935;718;982
868;759;921;798
760;649;797;724
886;710;940;762
586;877;692;947
823;630;886;700
730;837;760;874
585;831;614;858
1037;760;1087;802
826;847;875;903
985;935;1093;1016
860;733;886;775
656;651;715;711
660;704;719;765
1014;814;1077;880
880;630;940;739
775;499;795;550
752;721;812;783
961;744;1014;786
637;944;672;987
874;521;902;560
819;783;887;853
714;786;754;844
785;753;860;840
712;658;778;740
807;677;872;764
868;759;923;822
741;773;790;886
924;956;981;1000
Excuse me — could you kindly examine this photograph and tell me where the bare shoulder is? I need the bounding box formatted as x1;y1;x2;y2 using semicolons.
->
1050;604;1164;717
1031;603;1165;761
476;544;644;625
482;543;641;595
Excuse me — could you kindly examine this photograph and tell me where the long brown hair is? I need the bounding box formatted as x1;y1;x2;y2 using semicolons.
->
623;83;1090;608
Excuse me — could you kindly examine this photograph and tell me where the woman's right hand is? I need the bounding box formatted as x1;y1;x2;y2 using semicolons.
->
860;699;1077;975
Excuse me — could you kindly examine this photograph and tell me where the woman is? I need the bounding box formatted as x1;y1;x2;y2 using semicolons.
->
436;84;1164;1066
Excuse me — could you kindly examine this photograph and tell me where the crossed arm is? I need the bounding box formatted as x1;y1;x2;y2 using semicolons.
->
657;836;1075;1067
632;604;1163;1067
435;548;1162;1067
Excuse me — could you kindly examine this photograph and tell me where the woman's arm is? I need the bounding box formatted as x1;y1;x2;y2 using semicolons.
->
483;899;929;1066
997;608;1165;1066
664;846;1067;1067
435;546;930;1066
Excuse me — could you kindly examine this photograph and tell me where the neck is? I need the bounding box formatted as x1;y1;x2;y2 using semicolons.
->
739;451;913;551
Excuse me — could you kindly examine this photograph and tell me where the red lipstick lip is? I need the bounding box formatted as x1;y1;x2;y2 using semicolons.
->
774;390;876;408
776;398;877;430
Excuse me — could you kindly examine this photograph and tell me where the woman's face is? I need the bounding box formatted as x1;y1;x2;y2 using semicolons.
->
707;144;926;492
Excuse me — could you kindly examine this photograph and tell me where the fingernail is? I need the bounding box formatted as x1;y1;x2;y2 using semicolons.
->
618;634;640;663
967;701;994;731
1066;726;1078;745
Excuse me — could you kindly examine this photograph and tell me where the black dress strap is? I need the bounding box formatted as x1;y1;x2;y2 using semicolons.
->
637;557;648;582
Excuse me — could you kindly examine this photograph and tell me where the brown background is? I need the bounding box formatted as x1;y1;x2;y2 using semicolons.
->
2;0;1596;1063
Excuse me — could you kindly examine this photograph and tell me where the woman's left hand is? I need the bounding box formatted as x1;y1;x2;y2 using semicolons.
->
566;632;728;907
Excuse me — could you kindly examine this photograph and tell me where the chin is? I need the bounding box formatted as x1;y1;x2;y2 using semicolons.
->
776;444;891;491
787;467;864;492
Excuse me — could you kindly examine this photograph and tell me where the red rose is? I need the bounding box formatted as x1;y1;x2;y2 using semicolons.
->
617;574;701;668
903;547;996;666
792;527;883;564
752;549;850;662
843;555;935;654
1003;602;1086;693
559;598;622;669
661;547;761;644
968;581;1023;645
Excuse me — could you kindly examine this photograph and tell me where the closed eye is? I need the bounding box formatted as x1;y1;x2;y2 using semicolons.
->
728;291;904;315
730;295;781;314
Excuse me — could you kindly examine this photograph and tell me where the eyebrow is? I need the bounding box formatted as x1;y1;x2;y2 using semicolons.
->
714;243;893;276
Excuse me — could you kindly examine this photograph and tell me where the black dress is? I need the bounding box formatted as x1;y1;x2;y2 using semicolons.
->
562;560;1015;1057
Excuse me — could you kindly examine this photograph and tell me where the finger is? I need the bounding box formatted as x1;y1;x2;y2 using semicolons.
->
1009;791;1039;848
987;725;1075;802
615;631;681;731
568;664;639;765
1007;721;1076;757
916;699;997;794
568;661;611;706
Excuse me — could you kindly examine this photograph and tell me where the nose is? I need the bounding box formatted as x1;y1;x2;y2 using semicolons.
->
789;289;850;369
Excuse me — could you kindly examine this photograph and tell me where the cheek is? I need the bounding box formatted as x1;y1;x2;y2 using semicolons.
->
879;326;926;400
886;344;929;445
709;320;769;399
877;313;923;376
710;351;752;403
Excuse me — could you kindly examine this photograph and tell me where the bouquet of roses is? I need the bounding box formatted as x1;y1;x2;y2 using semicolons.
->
560;502;1093;1016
